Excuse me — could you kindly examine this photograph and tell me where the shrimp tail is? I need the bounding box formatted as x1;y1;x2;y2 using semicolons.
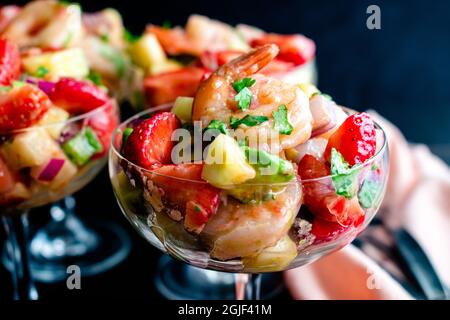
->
219;44;279;79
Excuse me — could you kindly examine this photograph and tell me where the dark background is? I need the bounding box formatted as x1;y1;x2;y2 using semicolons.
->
1;0;450;300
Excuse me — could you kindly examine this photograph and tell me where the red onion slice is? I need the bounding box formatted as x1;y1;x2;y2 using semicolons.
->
37;158;65;182
37;81;56;95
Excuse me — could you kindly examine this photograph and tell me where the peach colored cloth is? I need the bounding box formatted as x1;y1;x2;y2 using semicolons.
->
285;112;450;300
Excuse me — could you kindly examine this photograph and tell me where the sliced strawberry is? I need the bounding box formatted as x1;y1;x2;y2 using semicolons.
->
251;34;315;66
143;67;206;107
298;155;365;226
0;84;51;132
151;163;220;233
123;112;181;169
311;218;348;244
324;112;376;166
0;38;21;85
0;155;14;194
49;78;110;114
85;101;118;158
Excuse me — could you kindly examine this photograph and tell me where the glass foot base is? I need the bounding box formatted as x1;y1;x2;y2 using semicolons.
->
154;256;284;300
3;218;131;283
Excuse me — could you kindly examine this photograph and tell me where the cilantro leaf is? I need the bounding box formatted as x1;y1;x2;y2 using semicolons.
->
233;78;256;111
230;115;269;129
330;148;359;199
272;105;293;135
358;179;380;208
124;29;140;44
232;78;256;92
12;81;26;88
100;34;110;43
234;87;252;111
206;120;228;135
87;71;103;86
162;20;172;29
35;66;49;78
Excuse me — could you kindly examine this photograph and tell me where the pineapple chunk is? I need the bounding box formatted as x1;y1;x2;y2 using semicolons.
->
129;33;167;70
22;48;89;79
38;107;70;139
0;129;59;170
30;150;77;191
298;83;320;99
243;235;298;272
148;59;182;75
202;134;256;188
171;97;193;122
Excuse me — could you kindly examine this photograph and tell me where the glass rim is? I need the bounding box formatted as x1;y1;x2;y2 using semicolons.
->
0;98;117;135
110;104;388;185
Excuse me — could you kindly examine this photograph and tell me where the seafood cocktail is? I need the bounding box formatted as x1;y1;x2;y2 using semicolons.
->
110;44;389;286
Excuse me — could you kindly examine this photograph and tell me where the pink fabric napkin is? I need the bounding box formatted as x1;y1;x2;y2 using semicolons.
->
284;112;450;300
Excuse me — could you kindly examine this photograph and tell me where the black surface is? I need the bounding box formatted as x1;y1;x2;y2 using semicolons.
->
1;0;450;300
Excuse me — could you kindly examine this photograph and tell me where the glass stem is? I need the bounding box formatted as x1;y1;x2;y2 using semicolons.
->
235;273;262;300
1;212;38;300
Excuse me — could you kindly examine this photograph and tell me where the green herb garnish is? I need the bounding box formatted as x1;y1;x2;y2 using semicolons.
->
162;20;172;29
230;114;268;129
12;81;26;88
272;105;293;135
100;34;110;43
206;120;228;135
35;66;49;78
330;148;359;199
233;78;256;111
87;71;103;86
124;29;140;44
358;179;380;208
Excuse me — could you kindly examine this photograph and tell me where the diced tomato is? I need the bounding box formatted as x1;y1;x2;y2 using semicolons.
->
259;58;295;75
143;67;206;107
198;50;244;71
251;33;315;66
146;25;201;56
0;38;21;85
298;155;365;226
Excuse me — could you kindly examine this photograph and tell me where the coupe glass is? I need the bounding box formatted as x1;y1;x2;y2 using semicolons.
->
109;105;389;300
0;100;130;299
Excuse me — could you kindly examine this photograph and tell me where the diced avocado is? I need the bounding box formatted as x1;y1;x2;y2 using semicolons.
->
171;97;194;122
298;83;320;99
243;147;295;183
243;235;298;272
226;147;295;203
129;33;167;70
22;48;89;79
62;128;103;166
201;134;256;188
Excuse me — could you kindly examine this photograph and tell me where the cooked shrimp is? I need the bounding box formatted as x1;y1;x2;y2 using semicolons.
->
192;44;312;153
201;179;302;260
1;0;83;48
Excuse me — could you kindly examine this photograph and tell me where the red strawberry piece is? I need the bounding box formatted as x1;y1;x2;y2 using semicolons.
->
143;67;206;107
0;84;51;132
324;112;376;166
298;155;365;226
86;101;118;158
49;78;109;114
251;34;315;66
0;38;21;85
151;163;220;233
311;218;348;244
123;112;181;169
